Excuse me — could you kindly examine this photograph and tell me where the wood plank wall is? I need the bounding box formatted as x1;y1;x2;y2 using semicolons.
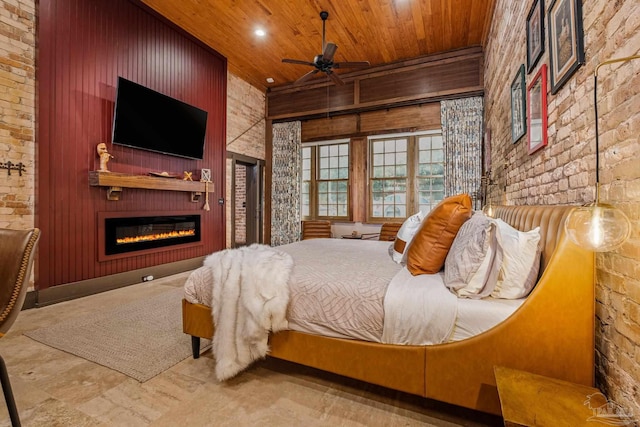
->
266;47;483;121
36;0;227;290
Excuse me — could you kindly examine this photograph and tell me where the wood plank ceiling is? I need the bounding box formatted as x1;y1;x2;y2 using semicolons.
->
140;0;496;92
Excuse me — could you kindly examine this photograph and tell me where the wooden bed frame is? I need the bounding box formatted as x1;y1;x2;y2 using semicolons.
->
182;205;595;415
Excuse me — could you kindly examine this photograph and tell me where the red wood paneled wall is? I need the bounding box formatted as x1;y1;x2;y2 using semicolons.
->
36;0;226;289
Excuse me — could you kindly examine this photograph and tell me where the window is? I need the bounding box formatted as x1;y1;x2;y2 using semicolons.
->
301;141;349;220
416;134;445;212
369;131;444;221
370;138;407;218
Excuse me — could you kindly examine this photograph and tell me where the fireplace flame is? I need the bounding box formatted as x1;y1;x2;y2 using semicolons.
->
116;229;196;245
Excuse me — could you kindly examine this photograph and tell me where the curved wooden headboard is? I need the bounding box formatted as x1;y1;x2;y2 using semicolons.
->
425;205;595;414
493;205;575;273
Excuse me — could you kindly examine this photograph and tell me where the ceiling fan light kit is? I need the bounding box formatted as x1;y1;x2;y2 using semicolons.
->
282;11;370;86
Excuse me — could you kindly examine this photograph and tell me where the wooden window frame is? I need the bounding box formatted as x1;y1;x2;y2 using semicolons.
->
367;131;442;223
301;140;350;221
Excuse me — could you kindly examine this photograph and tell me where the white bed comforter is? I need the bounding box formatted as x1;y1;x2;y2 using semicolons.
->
277;239;400;342
185;239;459;347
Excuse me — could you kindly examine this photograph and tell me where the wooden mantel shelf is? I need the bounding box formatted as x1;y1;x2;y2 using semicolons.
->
89;171;214;201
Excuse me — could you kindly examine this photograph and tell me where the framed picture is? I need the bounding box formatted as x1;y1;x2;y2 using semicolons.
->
511;64;526;143
526;0;545;73
527;64;548;154
547;0;584;94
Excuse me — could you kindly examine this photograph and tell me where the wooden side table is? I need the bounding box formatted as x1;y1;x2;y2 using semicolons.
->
494;366;634;426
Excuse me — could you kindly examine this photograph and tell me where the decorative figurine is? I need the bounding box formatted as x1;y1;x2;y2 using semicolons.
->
200;168;211;183
96;143;114;172
183;171;193;181
200;168;212;211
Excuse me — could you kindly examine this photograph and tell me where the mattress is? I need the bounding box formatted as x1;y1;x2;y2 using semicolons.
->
184;239;525;344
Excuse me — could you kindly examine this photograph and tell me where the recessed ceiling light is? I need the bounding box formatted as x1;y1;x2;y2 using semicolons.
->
255;29;266;37
266;77;274;83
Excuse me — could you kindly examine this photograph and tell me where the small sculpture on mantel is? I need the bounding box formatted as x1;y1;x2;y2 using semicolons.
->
200;168;212;211
96;143;114;172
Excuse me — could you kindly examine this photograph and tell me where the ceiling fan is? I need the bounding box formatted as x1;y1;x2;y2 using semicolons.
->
282;11;370;86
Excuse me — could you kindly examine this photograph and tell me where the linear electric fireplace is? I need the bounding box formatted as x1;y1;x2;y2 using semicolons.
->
99;212;201;260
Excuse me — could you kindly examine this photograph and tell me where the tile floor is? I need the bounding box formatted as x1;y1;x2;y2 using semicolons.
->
0;272;502;426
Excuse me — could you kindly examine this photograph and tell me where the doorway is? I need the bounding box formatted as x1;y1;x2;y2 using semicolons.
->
229;153;264;248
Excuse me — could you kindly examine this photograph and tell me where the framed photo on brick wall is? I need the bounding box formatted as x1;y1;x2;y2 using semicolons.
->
526;0;544;73
548;0;584;93
511;64;526;143
527;64;548;154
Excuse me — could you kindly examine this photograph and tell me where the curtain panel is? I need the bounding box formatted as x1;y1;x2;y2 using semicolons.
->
441;96;484;208
271;121;302;246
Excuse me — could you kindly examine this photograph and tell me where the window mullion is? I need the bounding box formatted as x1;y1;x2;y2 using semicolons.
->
407;136;417;214
310;147;317;218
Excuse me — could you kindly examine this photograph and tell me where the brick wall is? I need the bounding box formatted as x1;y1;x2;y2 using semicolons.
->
225;72;266;247
485;0;640;415
0;0;35;230
234;165;246;245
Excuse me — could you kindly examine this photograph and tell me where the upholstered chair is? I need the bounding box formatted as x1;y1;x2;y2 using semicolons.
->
0;228;41;426
378;222;402;241
301;220;332;240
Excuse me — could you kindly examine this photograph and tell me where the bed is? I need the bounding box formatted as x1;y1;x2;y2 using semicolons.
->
181;204;594;415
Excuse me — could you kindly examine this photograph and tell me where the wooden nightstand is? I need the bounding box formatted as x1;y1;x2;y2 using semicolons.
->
494;366;633;426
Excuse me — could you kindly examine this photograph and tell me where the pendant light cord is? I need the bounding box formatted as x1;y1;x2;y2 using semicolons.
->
593;73;600;197
592;54;640;203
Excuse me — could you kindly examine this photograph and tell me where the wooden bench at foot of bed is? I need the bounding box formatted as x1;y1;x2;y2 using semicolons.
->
182;205;595;415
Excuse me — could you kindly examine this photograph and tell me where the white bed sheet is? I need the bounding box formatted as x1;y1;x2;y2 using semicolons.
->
382;269;457;345
448;296;525;341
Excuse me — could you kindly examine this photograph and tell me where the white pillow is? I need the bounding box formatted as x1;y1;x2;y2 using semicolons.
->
444;212;501;299
389;211;426;263
490;219;541;299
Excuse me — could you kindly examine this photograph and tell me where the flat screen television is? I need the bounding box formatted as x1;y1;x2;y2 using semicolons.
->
112;77;208;160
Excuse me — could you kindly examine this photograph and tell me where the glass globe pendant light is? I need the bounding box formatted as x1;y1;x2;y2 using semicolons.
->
564;185;631;252
564;56;637;252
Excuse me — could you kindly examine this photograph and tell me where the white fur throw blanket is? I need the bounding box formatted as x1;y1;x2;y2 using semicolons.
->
203;244;293;381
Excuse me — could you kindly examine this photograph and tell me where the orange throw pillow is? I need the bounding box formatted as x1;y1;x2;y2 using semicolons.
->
406;193;473;275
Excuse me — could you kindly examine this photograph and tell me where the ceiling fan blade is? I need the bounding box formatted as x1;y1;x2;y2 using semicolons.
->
327;70;345;86
333;61;370;69
294;69;320;85
322;42;338;62
282;58;316;66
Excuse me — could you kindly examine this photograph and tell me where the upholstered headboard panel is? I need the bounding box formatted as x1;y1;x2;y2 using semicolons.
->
493;205;574;272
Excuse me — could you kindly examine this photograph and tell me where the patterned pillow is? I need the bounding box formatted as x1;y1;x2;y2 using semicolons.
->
444;212;501;298
406;193;473;275
490;219;541;299
389;211;426;263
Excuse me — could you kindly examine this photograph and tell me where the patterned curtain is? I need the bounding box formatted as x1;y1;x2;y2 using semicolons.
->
271;121;302;246
441;96;484;209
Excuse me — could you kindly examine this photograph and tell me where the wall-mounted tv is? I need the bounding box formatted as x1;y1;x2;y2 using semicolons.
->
112;77;208;160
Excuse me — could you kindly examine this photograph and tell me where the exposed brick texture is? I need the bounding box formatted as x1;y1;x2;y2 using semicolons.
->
0;0;35;230
485;0;640;415
225;72;265;247
234;165;247;245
